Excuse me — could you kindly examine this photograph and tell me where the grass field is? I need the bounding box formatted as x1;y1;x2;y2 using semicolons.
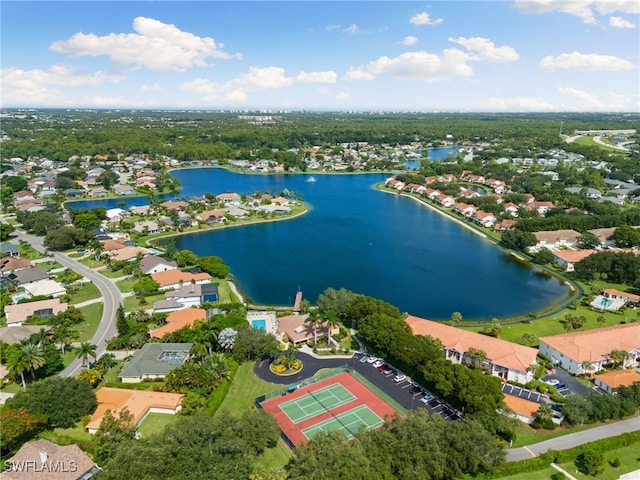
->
115;277;134;293
137;413;179;438
69;282;102;305
76;303;104;342
123;293;164;312
215;362;294;471
100;268;128;279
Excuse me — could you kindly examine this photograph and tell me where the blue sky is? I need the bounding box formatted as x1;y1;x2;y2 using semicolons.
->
1;1;638;111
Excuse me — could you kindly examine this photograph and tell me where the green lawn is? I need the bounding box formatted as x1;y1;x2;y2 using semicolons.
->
75;303;104;342
123;293;165;312
68;282;102;305
215;362;294;471
115;277;135;293
137;413;179;438
35;260;63;270
79;257;105;269
510;422;598;448
213;279;233;304
496;440;640;480
100;268;127;279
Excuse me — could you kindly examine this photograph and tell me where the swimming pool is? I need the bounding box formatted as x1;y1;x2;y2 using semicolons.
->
596;298;613;308
251;319;267;330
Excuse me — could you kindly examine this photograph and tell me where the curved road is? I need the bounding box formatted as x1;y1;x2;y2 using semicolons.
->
5;222;122;377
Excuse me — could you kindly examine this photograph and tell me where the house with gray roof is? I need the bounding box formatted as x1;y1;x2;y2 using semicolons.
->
0;242;20;257
9;267;50;286
118;343;193;383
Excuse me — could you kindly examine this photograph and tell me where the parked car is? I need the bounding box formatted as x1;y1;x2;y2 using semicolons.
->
377;363;389;372
409;384;422;395
366;356;378;364
393;374;407;383
372;360;384;368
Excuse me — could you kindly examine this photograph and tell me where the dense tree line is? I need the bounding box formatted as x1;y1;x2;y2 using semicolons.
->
562;383;640;426
574;251;640;285
97;412;280;479
316;288;510;437
286;409;505;480
514;208;640;233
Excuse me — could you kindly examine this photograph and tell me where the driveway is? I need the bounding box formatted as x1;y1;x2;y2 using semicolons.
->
542;369;591;397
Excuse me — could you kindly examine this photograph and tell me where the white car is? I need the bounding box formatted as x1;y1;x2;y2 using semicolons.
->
366;356;378;364
372;360;384;368
545;379;560;386
393;374;407;383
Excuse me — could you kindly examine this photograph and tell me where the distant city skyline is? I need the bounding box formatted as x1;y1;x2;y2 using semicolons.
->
1;1;638;112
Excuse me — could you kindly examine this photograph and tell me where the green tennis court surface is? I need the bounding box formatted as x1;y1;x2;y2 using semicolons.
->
280;384;355;424
302;405;384;440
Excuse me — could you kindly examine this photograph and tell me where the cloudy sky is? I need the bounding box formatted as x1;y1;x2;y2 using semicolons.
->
1;1;638;112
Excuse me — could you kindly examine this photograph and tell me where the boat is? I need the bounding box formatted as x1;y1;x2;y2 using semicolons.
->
306;176;316;183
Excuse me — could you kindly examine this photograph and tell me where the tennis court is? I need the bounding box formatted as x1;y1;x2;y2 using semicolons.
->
258;371;400;447
302;405;384;440
280;384;355;424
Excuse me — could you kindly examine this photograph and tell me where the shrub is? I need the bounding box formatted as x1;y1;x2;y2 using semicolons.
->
576;450;604;476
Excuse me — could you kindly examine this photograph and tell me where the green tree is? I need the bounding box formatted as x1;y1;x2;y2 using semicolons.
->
483;318;502;337
466;347;487;368
77;341;97;366
174;249;198;267
7;345;31;389
0;406;46;450
95;407;137;463
0;223;14;241
609;349;630;368
450;311;463;325
6;377;97;429
21;343;46;380
521;332;537;346
131;276;160;295
197;255;231;278
577;450;604;476
304;311;321;344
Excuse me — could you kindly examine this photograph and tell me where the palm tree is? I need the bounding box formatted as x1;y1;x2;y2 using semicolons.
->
324;311;340;346
32;327;50;347
580;361;595;378
8;349;30;390
53;325;77;355
304;311;320;345
536;404;554;424
133;309;150;323
21;343;46;379
609;349;630;369
77;342;97;366
466;347;487;369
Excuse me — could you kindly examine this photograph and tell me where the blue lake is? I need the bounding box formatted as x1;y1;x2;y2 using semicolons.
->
68;168;570;320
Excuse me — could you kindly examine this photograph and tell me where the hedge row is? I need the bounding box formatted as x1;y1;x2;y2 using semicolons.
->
488;430;640;478
206;357;239;415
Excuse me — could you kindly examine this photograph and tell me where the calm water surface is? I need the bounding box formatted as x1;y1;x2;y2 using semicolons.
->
171;169;569;320
68;167;570;320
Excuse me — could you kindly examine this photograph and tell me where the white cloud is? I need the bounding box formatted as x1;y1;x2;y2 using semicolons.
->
49;16;241;72
345;49;472;83
609;15;636;28
558;86;604;109
448;37;519;62
141;83;161;91
91;96;124;107
181;66;337;102
514;0;639;24
343;24;361;34
482;96;560;112
402;36;419;46
540;51;634;70
409;12;444;26
335;92;350;101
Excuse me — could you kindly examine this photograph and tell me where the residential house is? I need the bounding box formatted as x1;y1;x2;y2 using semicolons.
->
149;308;207;339
216;192;241;204
100;238;127;253
531;230;582;250
552;249;596;272
502;394;540;425
0;325;45;345
1;439;100;480
112;184;135;195
5;298;68;327
139;255;177;275
0;243;20;257
471;210;497;228
88;188;108;198
133;220;163;235
594;370;640;395
151;270;212;291
405;315;538;383
224;206;249;219
159;200;188;211
129;204;152;215
154;283;219;312
435;193;456;207
538;323;640;375
23;280;66;298
452;202;477;217
196;210;227;224
107;246;149;263
86;387;184;434
0;256;32;273
566;187;602;199
118;343;193;382
9;267;50;286
502;202;520;217
528;201;556;215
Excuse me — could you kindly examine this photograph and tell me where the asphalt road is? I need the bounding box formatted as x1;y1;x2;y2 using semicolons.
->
4;221;122;377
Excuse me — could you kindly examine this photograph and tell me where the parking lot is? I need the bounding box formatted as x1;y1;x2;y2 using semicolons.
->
501;383;551;404
353;353;463;422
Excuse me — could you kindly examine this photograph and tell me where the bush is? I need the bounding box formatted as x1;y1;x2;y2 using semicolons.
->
576;450;604;476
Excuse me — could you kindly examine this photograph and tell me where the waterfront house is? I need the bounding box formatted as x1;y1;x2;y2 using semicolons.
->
216;192;241;204
151;270;212;291
112;184;135;195
538;323;640;375
531;230;581;251
139;255;177;275
405;315;537;383
196;210;227;224
551;249;596;272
